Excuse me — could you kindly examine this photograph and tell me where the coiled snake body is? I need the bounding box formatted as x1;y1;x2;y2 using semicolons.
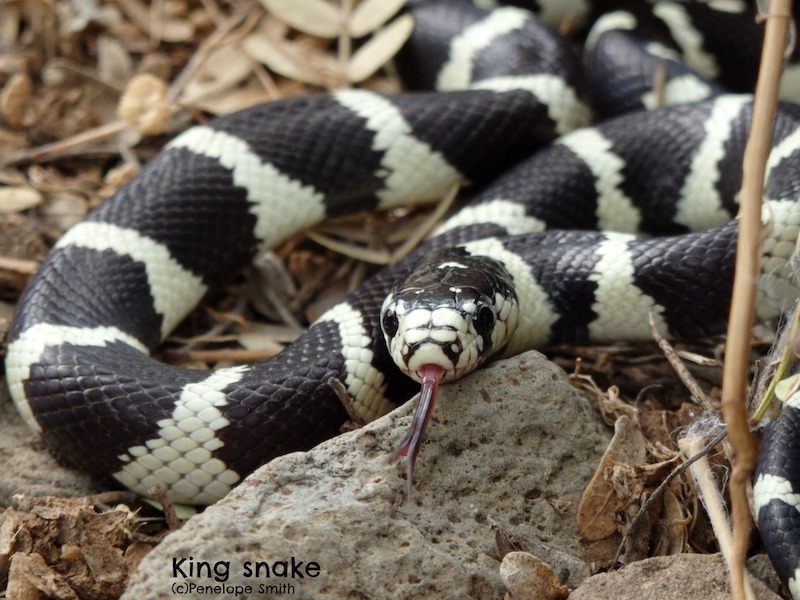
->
7;0;800;595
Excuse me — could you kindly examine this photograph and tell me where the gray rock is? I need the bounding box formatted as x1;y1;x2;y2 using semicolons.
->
123;351;610;599
747;553;783;594
568;554;782;600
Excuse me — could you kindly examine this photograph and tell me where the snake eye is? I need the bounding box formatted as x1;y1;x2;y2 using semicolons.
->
382;308;399;337
473;306;495;336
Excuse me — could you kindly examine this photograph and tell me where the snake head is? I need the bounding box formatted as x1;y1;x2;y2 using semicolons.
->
380;248;520;384
380;248;519;498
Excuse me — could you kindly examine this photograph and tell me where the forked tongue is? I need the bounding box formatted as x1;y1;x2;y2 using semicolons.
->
392;364;445;499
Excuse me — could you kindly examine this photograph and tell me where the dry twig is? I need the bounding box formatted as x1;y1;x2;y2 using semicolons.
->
721;1;793;598
678;435;754;598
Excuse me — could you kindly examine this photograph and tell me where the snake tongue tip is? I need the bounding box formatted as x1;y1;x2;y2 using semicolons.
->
392;364;444;498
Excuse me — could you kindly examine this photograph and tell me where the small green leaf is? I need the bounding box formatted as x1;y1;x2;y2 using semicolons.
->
775;373;800;401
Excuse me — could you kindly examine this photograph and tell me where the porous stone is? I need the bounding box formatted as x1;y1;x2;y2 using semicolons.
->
123;351;610;599
568;553;782;600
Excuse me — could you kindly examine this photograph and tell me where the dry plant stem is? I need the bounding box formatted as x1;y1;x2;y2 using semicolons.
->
722;2;792;599
327;376;364;424
0;255;38;274
150;0;164;45
305;229;392;264
198;0;227;26
167;0;261;102
651;58;668;109
305;182;459;265
389;182;460;262
148;485;183;530
4;120;129;165
677;436;755;600
175;347;281;363
648;313;717;414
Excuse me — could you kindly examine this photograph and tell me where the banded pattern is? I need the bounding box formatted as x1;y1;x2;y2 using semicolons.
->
757;396;800;600
6;1;800;596
7;2;591;505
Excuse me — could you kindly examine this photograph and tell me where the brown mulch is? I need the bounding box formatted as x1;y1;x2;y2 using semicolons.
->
0;1;782;598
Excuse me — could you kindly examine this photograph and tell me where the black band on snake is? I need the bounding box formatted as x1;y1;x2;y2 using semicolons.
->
7;0;800;595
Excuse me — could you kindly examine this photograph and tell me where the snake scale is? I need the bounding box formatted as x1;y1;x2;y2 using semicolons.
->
8;0;800;595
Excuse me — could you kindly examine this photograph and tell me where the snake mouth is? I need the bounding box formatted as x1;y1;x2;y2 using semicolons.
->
391;363;445;499
400;339;468;384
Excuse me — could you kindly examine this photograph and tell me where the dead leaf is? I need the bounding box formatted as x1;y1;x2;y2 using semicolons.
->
192;88;276;116
115;0;195;43
96;34;134;88
243;30;329;87
662;490;689;555
347;14;414;84
348;0;406;38
489;516;523;558
622;496;659;562
0;186;43;213
8;552;81;600
577;415;648;541
39;193;89;231
2;496;147;600
0;3;20;46
260;0;342;38
181;43;255;108
0;71;32;128
775;372;800;401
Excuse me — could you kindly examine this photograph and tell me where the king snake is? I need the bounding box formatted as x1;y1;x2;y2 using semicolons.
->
7;0;800;595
